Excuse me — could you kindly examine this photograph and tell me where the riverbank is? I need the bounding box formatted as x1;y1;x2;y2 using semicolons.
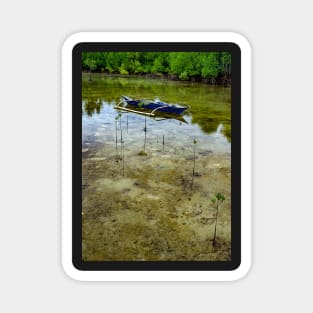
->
84;71;231;86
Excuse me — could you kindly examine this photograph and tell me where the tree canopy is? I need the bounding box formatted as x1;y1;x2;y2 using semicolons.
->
82;52;231;84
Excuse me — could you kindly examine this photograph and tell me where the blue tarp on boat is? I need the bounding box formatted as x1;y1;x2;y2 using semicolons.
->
121;96;187;115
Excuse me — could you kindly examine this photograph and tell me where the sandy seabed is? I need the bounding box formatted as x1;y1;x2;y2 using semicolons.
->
82;141;231;261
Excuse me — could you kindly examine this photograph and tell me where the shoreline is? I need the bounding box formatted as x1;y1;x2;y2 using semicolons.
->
82;71;231;86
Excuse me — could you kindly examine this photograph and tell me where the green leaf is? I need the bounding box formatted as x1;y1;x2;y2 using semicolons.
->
215;193;225;201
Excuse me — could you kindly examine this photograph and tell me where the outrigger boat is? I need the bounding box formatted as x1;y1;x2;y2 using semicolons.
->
117;96;188;116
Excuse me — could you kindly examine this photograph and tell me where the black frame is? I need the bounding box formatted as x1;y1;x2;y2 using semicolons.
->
73;43;241;271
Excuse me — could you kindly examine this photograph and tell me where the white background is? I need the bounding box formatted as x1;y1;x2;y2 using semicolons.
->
0;0;312;312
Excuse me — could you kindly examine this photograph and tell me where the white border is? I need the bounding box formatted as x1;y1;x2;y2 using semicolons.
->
62;32;251;281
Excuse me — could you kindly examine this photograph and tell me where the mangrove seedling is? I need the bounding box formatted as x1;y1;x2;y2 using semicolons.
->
191;138;197;188
115;113;126;173
162;134;165;151
115;115;119;160
193;138;197;175
119;113;125;176
115;113;122;161
143;115;147;152
121;137;125;176
211;193;226;247
119;113;123;146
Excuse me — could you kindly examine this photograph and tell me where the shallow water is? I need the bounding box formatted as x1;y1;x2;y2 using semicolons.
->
82;74;232;261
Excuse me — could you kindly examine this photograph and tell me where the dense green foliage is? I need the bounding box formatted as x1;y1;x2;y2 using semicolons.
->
82;52;231;84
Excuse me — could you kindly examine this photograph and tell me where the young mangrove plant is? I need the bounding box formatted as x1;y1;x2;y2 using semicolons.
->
121;137;125;176
138;115;148;156
143;115;147;153
115;113;122;161
119;112;123;150
136;102;149;156
115;114;119;161
211;193;225;247
162;134;165;151
144;115;147;150
119;113;125;175
191;138;197;188
115;113;126;174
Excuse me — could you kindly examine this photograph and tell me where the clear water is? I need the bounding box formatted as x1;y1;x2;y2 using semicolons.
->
82;74;232;262
82;74;231;156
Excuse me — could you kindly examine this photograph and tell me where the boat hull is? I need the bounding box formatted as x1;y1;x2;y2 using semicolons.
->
122;96;187;115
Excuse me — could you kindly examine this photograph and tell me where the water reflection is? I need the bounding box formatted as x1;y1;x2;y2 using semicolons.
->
82;99;102;116
82;74;231;140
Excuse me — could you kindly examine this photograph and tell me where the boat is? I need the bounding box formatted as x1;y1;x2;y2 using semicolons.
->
120;96;188;115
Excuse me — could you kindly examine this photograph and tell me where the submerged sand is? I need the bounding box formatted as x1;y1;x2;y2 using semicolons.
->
82;141;231;261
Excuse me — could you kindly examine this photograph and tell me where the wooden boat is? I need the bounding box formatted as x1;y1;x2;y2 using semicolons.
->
120;96;188;115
